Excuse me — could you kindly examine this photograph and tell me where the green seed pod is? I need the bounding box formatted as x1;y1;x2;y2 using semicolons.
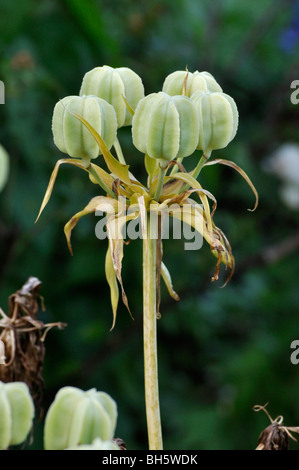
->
0;381;35;450
44;386;117;450
132;92;199;164
79;65;144;127
0;145;9;192
191;91;238;153
66;437;120;450
52;95;117;168
162;70;222;97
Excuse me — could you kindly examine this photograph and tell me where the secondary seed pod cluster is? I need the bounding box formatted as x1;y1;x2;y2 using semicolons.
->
44;386;118;450
132;69;238;162
0;380;35;450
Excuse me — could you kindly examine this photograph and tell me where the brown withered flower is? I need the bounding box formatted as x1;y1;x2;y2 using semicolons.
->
0;277;66;413
254;403;299;450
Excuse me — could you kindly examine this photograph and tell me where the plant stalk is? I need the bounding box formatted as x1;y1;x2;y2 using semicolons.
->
192;150;212;180
143;213;163;450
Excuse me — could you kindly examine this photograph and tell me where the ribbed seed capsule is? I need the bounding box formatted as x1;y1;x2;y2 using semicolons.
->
0;381;35;450
132;92;199;164
191;91;239;153
162;70;222;97
52;95;117;168
80;65;144;127
44;386;117;450
0;145;9;192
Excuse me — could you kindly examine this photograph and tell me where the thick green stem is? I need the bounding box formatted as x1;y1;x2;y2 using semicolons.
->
192;150;212;180
143;213;163;450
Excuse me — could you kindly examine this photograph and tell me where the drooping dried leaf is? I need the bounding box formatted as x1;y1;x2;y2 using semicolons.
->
167;171;216;230
64;196;119;255
106;208;140;318
170;200;233;283
105;245;119;331
161;262;180;301
209;223;235;285
35;158;85;222
203;158;259;211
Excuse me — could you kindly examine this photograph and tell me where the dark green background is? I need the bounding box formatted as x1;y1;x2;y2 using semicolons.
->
1;0;299;450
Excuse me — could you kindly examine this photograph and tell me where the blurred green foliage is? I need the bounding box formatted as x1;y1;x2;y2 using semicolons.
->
1;0;299;450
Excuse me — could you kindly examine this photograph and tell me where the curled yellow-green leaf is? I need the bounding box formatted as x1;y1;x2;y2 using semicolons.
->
64;196;119;255
35;158;85;223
